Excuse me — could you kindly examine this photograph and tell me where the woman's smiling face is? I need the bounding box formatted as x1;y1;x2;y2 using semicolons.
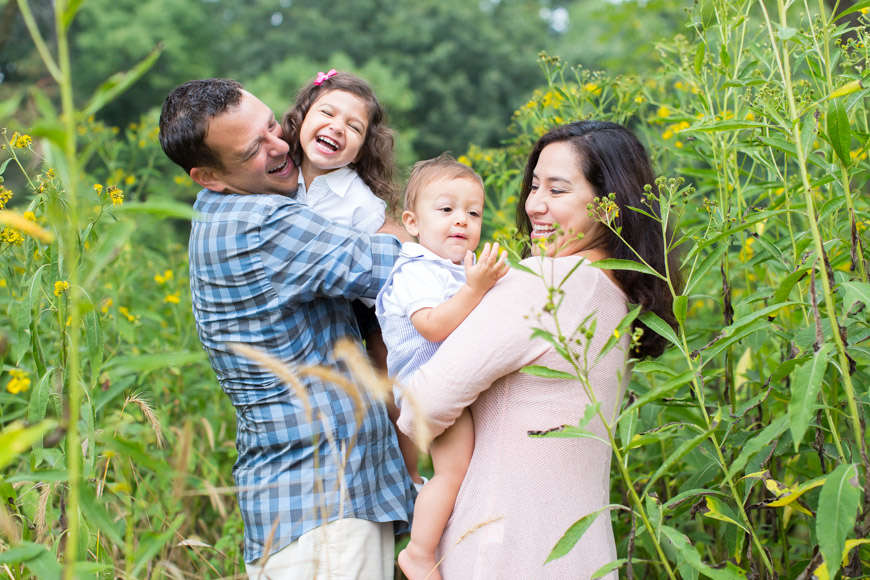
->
525;141;605;257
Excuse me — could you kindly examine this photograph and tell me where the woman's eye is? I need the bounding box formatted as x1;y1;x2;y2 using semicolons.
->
529;184;539;192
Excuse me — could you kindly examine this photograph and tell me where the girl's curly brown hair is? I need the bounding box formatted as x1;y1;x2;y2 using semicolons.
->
282;71;400;211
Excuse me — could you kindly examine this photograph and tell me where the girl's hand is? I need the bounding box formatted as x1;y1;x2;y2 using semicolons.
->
464;242;509;295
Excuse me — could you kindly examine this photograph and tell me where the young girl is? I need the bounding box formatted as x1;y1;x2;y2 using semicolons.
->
284;71;401;364
376;154;509;580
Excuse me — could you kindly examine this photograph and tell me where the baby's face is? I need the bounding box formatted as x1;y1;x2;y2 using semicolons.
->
403;177;485;264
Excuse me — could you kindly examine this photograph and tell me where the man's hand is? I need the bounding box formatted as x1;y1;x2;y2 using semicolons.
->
464;242;509;296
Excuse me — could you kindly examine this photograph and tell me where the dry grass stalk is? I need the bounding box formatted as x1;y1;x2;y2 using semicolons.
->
201;479;227;519
422;515;505;579
34;482;51;541
0;210;54;242
0;501;19;544
298;365;366;432
126;392;166;448
199;416;216;451
252;516;282;579
333;338;394;401
231;343;313;424
171;421;193;500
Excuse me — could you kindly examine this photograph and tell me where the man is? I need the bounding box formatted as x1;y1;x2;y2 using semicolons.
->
159;79;415;579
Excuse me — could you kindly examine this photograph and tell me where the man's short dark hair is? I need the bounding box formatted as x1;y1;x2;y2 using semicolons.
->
158;78;244;173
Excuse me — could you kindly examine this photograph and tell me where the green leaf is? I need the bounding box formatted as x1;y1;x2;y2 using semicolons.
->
79;482;124;545
113;198;197;219
684;243;728;295
546;505;623;563
0;422;56;472
28;368;56;424
834;2;870;21
684;120;768;133
660;525;748;580
777;25;797;40
631;361;677;376
0;93;21;124
62;0;85;27
592;559;627;579
507;257;537;276
0;541;62;580
701;319;768;366
817;464;862;579
15;265;46;364
826;99;851;166
643;427;714;496
83;305;104;386
596;305;641;363
719;43;731;68
520;365;576;380
3;470;69;483
702;496;748;532
773;266;810;304
81;220;137;288
693;43;705;75
727;414;789;479
621;370;695;416
800;113;817;158
81;44;164;119
588;258;662;278
840;281;870;317
131;515;185;577
639;310;683;354
673;296;688;326
788;343;833;451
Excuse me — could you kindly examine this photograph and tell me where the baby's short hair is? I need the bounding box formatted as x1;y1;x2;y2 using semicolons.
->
404;153;484;212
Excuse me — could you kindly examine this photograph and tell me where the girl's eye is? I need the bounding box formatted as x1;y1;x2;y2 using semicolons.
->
349;125;363;134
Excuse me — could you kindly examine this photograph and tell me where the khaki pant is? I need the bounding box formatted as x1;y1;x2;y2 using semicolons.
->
245;518;395;580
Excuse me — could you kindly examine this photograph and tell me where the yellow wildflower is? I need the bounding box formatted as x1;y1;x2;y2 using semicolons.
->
107;185;124;206
94;183;103;194
861;6;868;13
164;291;181;304
11;133;32;148
657;106;671;118
23;211;36;222
0;279;6;287
634;96;645;104
613;329;621;339
154;269;174;284
46;169;56;179
583;83;602;96
54;280;69;296
0;186;13;209
675;141;684;149
457;155;471;167
6;369;30;394
674;81;685;91
101;298;113;314
125;175;136;186
118;306;138;323
662;129;674;140
173;175;191;185
0;228;23;245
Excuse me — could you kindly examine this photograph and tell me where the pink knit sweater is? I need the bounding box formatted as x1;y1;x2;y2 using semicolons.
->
397;256;629;580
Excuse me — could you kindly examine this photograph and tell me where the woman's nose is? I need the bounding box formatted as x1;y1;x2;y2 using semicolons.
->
525;193;544;216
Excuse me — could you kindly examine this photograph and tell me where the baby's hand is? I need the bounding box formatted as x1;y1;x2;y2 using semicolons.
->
464;242;509;295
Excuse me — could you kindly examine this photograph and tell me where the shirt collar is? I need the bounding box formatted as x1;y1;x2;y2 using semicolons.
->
400;241;471;268
299;166;357;198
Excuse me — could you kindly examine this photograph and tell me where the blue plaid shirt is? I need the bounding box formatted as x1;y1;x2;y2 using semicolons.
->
188;189;415;563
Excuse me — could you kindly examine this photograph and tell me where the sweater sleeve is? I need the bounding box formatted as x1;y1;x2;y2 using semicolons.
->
397;259;587;445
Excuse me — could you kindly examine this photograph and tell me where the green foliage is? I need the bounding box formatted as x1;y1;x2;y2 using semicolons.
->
2;0;870;578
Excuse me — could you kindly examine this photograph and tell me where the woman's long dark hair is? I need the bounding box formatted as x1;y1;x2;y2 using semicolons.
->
516;120;682;358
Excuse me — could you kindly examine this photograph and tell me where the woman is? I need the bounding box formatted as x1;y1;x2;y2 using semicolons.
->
397;120;679;579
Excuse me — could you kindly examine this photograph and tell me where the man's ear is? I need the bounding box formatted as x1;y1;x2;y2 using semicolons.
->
190;167;228;192
402;210;419;237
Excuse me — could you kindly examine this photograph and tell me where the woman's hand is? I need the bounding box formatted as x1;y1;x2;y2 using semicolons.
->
464;242;509;296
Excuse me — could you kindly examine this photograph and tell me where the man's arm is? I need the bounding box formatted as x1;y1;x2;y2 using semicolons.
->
260;200;401;303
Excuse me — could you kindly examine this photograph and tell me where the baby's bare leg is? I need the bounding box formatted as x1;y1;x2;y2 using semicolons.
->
398;409;474;580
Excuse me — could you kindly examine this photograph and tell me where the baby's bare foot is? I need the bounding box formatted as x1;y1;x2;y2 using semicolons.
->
398;543;441;580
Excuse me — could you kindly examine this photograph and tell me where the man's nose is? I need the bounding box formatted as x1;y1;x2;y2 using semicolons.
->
267;133;289;156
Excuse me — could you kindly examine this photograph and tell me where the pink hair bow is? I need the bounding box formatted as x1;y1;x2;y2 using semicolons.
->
314;69;338;86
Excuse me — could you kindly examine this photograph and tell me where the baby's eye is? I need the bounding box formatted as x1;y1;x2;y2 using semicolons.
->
469;211;481;218
440;207;452;213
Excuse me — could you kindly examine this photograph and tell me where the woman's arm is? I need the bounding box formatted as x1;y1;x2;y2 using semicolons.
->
397;262;563;446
